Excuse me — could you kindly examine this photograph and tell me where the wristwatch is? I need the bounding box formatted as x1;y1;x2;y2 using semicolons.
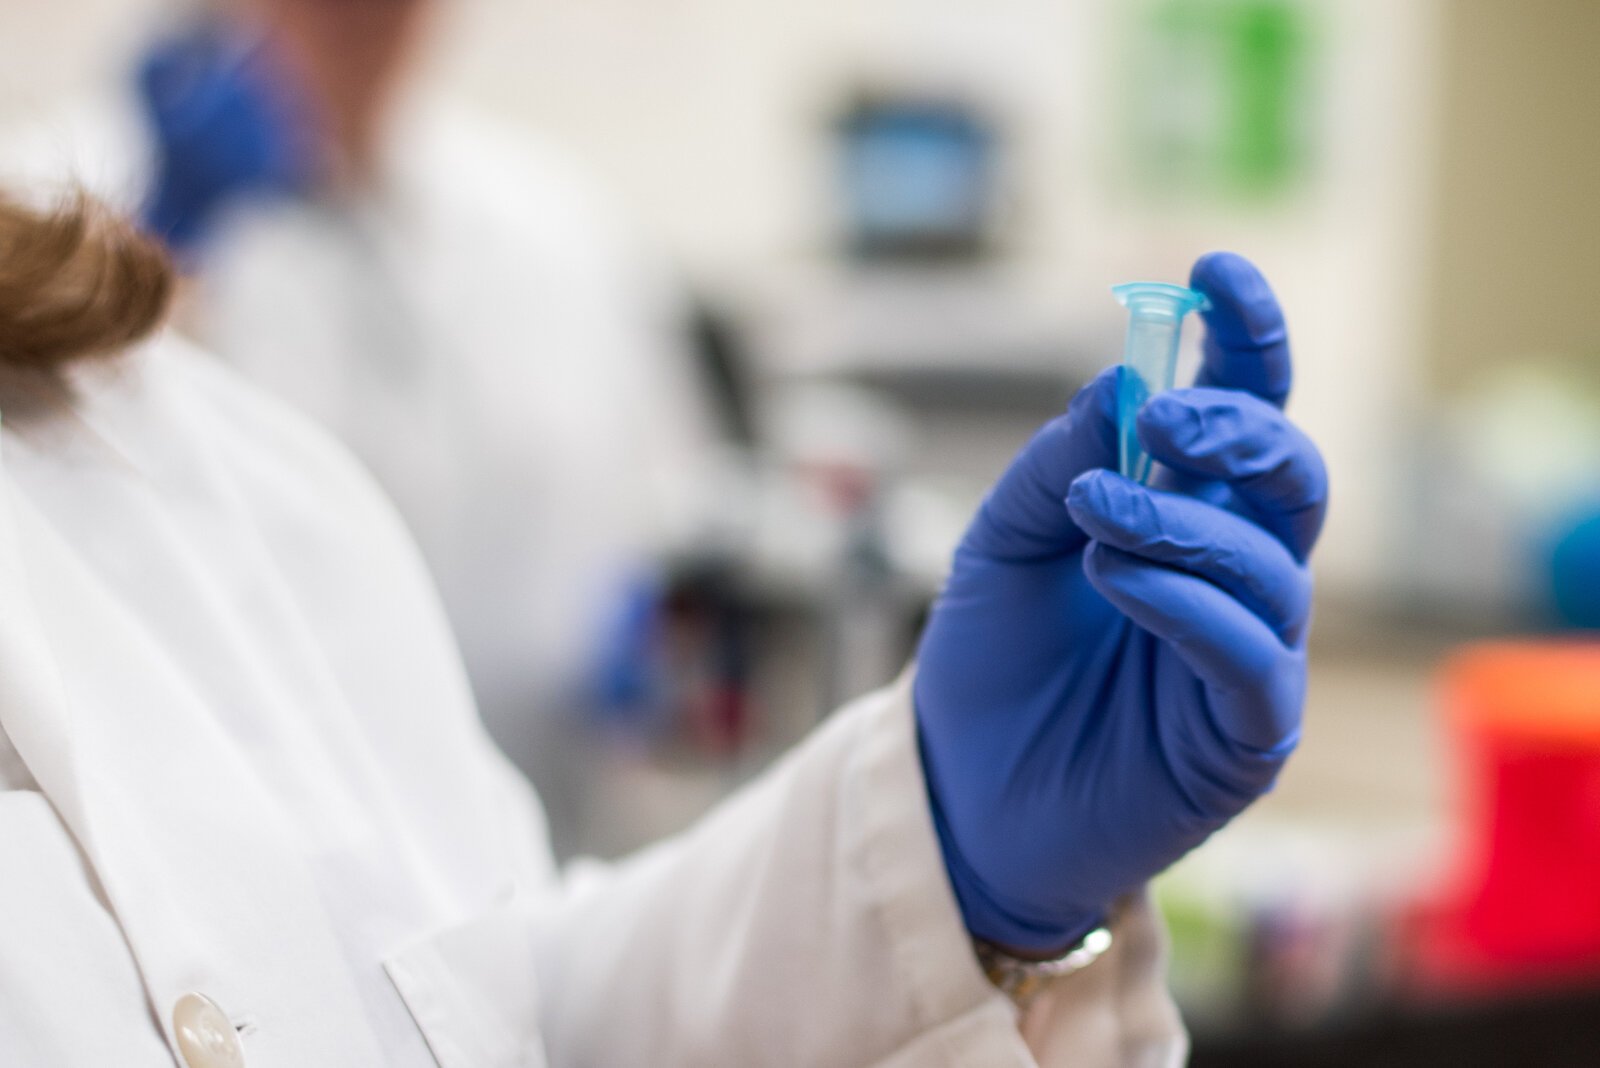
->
973;926;1114;1010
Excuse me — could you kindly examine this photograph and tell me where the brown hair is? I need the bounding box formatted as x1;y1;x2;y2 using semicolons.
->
0;193;174;369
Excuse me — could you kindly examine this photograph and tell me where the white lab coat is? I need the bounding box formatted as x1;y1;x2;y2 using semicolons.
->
4;96;717;761
194;102;718;734
0;337;1183;1065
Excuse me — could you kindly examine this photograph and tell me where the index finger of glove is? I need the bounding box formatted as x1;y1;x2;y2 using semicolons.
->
1138;389;1328;563
1067;469;1312;642
962;367;1120;562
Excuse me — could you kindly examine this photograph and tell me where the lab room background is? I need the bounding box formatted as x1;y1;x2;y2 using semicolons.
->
3;0;1599;1065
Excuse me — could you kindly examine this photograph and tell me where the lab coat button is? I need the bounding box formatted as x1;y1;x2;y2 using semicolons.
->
172;992;246;1068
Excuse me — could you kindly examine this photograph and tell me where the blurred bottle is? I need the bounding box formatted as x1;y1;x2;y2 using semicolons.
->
1404;643;1600;996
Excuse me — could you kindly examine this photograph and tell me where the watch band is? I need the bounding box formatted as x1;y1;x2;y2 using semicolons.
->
973;926;1114;1010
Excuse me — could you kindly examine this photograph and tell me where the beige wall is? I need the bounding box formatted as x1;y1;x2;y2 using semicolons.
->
1422;0;1600;394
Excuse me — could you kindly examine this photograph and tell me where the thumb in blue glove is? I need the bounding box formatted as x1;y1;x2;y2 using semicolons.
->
137;22;320;259
914;252;1328;954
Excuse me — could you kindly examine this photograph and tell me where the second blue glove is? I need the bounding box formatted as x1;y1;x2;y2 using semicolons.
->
137;24;317;257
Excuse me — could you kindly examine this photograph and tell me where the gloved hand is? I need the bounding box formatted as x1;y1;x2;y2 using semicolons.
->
915;252;1327;953
137;24;317;258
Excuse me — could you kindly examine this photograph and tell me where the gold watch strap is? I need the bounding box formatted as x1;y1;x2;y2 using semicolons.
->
973;926;1114;1010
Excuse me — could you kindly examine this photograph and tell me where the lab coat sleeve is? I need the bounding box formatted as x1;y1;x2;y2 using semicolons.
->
529;673;1187;1067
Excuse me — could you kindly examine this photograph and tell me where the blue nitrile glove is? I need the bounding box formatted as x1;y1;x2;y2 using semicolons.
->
137;25;317;258
914;252;1328;953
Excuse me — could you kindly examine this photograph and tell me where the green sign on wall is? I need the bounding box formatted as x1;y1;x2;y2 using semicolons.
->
1120;0;1320;202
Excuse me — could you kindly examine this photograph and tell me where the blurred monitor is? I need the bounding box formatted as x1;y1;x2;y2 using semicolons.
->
836;95;997;262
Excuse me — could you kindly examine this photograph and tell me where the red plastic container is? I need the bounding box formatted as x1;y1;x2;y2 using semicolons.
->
1407;642;1600;995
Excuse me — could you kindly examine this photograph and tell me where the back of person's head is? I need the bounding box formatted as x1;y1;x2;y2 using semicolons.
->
0;193;173;369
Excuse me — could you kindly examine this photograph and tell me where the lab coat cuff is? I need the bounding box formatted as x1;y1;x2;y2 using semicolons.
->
845;670;1188;1067
841;669;1038;1063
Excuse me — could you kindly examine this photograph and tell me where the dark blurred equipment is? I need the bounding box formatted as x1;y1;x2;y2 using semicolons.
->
1190;985;1600;1067
657;556;758;759
835;93;997;262
754;86;1090;496
687;298;762;449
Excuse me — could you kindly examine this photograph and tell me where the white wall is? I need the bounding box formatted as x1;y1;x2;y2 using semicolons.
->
0;0;1446;601
0;0;162;123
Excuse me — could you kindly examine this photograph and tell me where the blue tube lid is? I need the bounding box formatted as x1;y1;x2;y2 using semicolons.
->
1112;281;1210;318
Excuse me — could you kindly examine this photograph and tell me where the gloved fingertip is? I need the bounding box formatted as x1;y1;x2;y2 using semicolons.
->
1191;253;1290;379
1064;467;1131;520
1079;538;1125;583
1064;469;1098;505
1136;391;1205;454
1069;365;1122;423
1190;250;1258;293
1190;252;1271;320
1138;389;1190;420
1078;540;1130;608
1254;725;1302;762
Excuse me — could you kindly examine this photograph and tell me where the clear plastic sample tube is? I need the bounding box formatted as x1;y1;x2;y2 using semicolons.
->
1113;281;1210;485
